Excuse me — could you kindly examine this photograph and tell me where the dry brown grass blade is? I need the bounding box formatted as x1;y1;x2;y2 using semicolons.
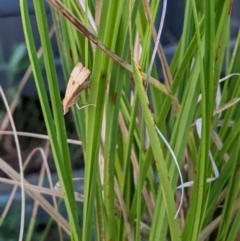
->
94;0;101;27
210;129;229;162
45;0;178;103
54;178;84;201
0;176;83;202
0;130;82;145
0;158;70;234
118;112;154;217
142;0;173;88
0;183;17;225
199;194;240;241
0;147;49;223
114;177;134;241
25;143;63;241
213;98;240;116
199;215;221;241
0;26;54;132
142;0;180;115
0;86;25;240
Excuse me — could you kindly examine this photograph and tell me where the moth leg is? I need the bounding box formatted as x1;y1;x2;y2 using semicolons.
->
75;102;96;110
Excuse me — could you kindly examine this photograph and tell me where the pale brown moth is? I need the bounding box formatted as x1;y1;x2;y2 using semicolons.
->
62;62;92;115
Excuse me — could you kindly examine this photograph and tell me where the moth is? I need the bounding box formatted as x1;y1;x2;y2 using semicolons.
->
62;62;91;115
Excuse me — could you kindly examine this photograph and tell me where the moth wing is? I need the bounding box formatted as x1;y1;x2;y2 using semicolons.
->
62;63;90;107
62;81;89;109
74;66;91;85
63;81;89;115
64;63;84;96
70;62;83;78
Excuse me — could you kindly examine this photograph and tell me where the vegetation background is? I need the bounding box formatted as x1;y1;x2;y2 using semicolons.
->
0;0;240;240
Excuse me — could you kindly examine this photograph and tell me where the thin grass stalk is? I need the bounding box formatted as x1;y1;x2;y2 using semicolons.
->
20;1;81;239
83;1;126;239
132;61;181;240
102;2;128;238
182;0;211;239
216;139;240;241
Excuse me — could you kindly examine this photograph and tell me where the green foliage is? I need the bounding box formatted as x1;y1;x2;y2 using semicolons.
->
20;0;240;240
0;42;27;106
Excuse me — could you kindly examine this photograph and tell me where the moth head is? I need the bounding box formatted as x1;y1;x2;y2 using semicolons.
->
62;99;69;115
63;106;69;115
